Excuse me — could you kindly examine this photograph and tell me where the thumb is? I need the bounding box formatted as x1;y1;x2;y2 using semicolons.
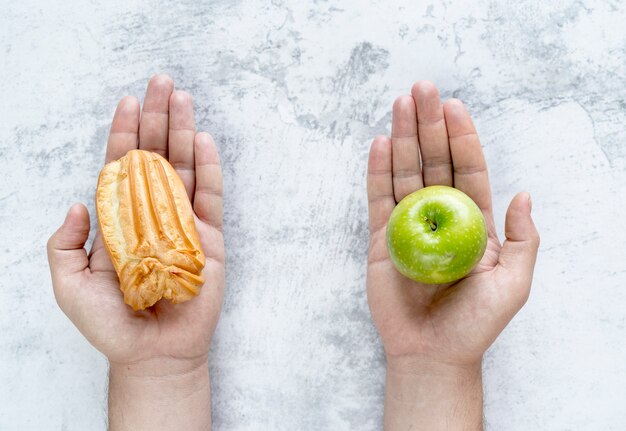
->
47;204;91;280
496;192;540;305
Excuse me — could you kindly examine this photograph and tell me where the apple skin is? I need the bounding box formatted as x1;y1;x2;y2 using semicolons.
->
386;185;488;284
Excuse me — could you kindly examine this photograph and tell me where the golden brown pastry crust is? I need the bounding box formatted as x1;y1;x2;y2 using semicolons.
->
96;150;205;310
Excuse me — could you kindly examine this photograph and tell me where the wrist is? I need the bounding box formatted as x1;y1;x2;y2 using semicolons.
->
108;358;211;431
385;353;482;378
109;355;209;379
384;354;483;431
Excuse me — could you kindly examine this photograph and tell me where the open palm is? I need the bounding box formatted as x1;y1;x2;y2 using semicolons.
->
367;81;539;366
47;75;224;369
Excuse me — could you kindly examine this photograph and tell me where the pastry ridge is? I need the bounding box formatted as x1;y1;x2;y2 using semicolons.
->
96;149;205;310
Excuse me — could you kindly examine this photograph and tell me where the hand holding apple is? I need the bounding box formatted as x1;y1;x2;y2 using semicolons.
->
366;81;539;429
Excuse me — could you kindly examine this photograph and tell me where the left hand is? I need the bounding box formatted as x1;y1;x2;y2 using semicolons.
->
367;81;540;369
367;81;540;430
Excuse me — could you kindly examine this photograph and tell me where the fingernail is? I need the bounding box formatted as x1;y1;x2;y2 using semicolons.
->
527;193;532;213
65;205;77;223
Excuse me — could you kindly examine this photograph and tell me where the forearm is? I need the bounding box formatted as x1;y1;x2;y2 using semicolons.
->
108;359;212;431
384;356;483;431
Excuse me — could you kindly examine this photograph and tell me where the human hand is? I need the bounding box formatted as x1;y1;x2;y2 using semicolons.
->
366;81;539;429
47;75;224;430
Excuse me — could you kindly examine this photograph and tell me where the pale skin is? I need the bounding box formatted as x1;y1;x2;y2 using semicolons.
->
46;77;537;429
47;75;224;431
367;81;540;429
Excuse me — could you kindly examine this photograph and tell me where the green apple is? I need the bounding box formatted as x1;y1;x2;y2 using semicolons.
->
386;185;487;284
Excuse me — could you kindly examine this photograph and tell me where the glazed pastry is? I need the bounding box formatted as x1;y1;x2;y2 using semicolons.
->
96;150;205;310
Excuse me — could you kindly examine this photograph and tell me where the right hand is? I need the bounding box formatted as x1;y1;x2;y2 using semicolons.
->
47;75;225;375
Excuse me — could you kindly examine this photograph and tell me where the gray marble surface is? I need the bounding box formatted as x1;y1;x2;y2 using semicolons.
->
1;1;626;430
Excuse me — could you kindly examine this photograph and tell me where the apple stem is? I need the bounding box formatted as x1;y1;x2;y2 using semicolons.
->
424;217;437;231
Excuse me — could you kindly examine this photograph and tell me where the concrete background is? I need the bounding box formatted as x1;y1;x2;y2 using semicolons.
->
1;0;625;429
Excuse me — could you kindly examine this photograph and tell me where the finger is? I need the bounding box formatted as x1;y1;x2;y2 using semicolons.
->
139;74;174;157
106;96;140;163
168;90;196;199
444;99;492;214
391;95;423;202
411;81;452;186
88;233;115;273
193;132;223;231
496;192;540;306
367;135;395;234
47;204;91;280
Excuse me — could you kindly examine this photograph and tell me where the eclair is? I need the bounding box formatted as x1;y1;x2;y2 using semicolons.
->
96;150;205;310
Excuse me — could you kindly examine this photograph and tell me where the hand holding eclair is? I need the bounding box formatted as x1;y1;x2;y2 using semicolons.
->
47;75;224;431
